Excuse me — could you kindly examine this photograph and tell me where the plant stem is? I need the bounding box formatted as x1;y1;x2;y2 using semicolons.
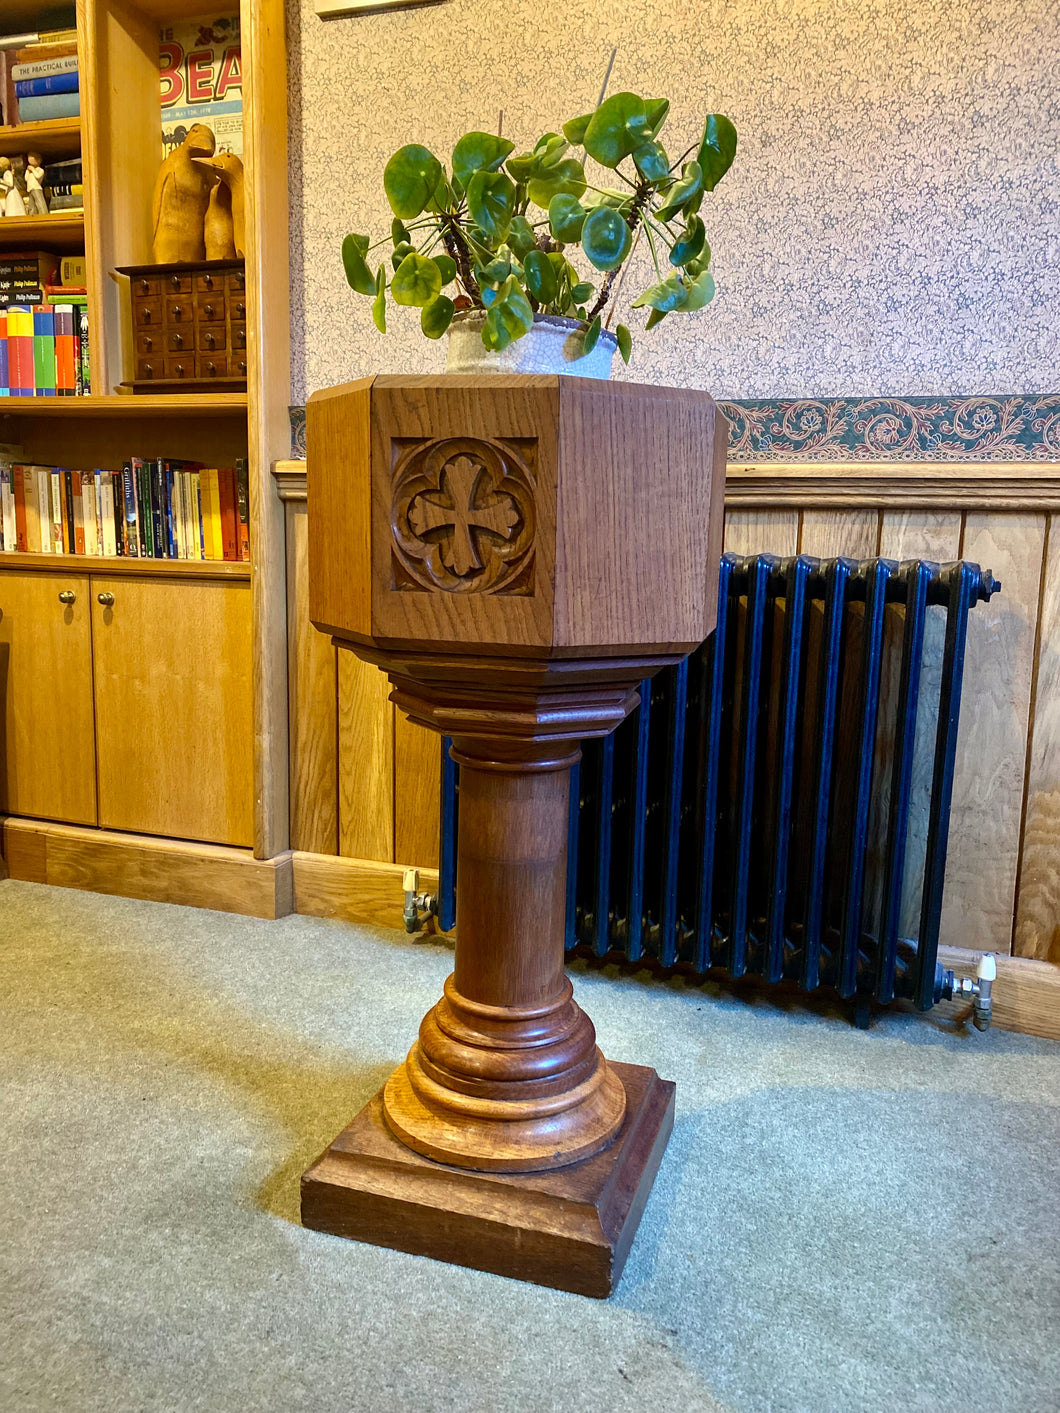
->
441;217;483;304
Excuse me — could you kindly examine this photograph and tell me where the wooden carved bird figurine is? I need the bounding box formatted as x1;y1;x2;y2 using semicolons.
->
194;153;245;259
151;123;216;263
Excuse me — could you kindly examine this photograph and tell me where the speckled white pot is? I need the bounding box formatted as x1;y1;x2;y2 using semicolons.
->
445;312;617;379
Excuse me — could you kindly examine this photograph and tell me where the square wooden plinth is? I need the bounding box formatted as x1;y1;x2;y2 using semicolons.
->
301;1062;675;1298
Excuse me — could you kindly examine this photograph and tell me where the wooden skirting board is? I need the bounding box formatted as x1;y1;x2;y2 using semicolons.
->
3;818;1057;1043
0;817;293;920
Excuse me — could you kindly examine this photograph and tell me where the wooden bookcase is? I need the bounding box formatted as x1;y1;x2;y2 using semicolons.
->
0;0;290;872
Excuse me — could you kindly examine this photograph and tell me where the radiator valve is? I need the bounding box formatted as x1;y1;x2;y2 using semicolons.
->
948;953;996;1031
402;868;438;934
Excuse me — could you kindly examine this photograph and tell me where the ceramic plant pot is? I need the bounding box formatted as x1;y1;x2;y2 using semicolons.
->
445;311;618;379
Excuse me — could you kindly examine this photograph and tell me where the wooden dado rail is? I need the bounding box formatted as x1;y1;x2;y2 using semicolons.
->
273;456;1060;1036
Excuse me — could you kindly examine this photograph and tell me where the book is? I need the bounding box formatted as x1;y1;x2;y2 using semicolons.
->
62;468;75;552
32;303;56;396
71;468;85;553
35;466;52;552
13;42;79;63
99;470;116;556
12;462;28;549
53;304;76;394
199;467;221;559
218;465;237;560
0;464;15;550
77;303;89;393
121;461;138;556
49;468;63;552
45;194;83;211
0;310;7;396
59;255;85;284
17;91;80;121
15;72;78;96
10;55;78;80
159;16;242;158
235;456;250;560
81;468;98;554
21;465;41;550
0;253;59;286
7;306;35;395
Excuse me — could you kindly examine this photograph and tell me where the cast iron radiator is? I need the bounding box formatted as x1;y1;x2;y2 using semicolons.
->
435;555;1000;1015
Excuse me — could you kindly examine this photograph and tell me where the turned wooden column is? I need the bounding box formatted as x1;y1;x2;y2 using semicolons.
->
302;374;726;1295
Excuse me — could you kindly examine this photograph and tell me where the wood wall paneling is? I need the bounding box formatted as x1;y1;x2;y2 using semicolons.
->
394;714;440;868
800;510;879;560
337;650;394;861
723;511;799;558
939;514;1046;954
286;503;338;854
1013;515;1060;962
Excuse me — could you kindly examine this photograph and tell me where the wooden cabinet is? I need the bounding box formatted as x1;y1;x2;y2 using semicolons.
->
0;571;97;825
0;567;253;847
92;577;254;845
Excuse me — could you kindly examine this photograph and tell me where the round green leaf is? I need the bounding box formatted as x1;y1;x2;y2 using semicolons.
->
583;92;648;168
372;266;386;332
506;216;537;258
632;140;669;183
655;160;703;223
391;251;443;307
697;114;737;191
548;193;587;243
432;253;457;286
670;215;706;267
452;131;516;189
631;273;688;313
644;98;670;136
528;158;585;209
482;275;534;352
476;253;512;288
383;144;443;219
523;249;558;305
342;233;376;296
562;112;592;146
581;206;632;272
615;323;632;364
421;293;455;338
391;218;408;244
570;280;594;303
683;269;716;310
582;315;602;355
466;169;516;244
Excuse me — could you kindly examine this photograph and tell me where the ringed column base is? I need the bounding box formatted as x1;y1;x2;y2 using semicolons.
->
301;1060;675;1298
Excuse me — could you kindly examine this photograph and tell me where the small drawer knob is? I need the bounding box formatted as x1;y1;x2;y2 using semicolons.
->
173;333;183;348
97;592;115;607
205;331;215;346
170;274;181;289
58;590;76;604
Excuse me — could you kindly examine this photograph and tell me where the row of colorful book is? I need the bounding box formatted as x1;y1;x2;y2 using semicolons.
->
0;459;250;561
0;301;89;395
0;32;81;124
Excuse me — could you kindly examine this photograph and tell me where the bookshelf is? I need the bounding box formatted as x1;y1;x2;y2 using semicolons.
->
0;0;290;873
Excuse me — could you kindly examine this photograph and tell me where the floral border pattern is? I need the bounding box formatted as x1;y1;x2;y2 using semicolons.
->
289;395;1060;463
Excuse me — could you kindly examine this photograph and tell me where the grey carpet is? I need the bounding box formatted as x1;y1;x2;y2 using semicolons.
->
1;878;1058;1413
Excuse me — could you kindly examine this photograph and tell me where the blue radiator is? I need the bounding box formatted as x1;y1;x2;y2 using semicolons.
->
436;555;999;1016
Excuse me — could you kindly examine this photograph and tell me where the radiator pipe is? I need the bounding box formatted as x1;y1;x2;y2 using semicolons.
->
938;953;996;1030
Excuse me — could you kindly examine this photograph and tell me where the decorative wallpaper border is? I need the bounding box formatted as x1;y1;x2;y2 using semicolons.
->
288;395;1060;463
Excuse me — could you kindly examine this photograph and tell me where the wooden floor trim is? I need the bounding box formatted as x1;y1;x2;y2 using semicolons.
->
2;825;1056;1041
0;816;294;920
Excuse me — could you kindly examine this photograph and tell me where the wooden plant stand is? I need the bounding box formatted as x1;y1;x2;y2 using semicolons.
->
303;374;726;1297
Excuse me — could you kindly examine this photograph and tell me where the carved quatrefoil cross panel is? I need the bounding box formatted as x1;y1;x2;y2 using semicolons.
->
391;436;537;596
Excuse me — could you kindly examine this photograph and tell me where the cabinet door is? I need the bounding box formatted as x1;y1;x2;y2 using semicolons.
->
0;571;96;824
91;577;254;846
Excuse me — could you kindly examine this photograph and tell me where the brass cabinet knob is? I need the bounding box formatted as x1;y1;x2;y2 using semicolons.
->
97;592;115;607
173;332;184;348
58;590;76;604
170;274;181;290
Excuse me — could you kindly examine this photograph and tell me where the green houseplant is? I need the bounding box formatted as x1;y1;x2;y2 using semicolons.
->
342;91;736;373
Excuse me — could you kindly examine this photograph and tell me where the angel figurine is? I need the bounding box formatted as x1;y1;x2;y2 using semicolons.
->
0;158;26;218
24;153;48;216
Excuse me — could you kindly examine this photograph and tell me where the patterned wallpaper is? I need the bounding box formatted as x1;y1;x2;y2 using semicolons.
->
285;0;1059;416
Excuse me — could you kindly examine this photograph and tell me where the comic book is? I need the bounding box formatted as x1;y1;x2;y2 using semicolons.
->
159;14;242;157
